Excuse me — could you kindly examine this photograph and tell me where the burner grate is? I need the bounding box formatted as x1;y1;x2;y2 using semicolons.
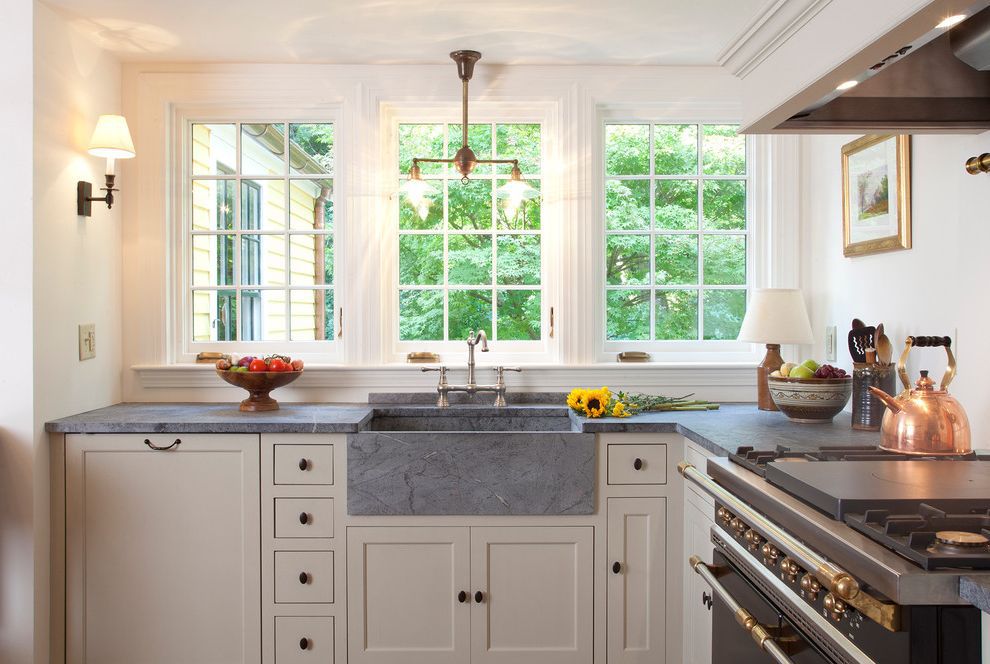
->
730;444;980;477
846;504;990;570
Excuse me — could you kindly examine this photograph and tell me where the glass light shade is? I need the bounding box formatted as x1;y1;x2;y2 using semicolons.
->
737;288;814;345
495;177;538;201
87;115;135;159
399;176;437;207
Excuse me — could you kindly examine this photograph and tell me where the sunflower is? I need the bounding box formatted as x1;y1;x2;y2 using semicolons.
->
582;388;611;418
611;401;632;418
566;388;589;412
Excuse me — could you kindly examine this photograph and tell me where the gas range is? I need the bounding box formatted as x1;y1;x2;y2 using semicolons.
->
680;447;989;663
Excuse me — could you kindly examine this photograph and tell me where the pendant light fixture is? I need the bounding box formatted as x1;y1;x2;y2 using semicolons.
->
400;50;539;219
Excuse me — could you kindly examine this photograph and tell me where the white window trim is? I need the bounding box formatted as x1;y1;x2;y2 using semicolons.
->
379;101;563;366
593;106;791;364
169;105;344;364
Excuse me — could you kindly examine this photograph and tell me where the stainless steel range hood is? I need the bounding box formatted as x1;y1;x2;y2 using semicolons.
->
749;2;990;134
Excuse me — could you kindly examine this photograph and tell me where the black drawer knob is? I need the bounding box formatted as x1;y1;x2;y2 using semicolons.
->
299;512;309;525
299;637;309;650
299;571;309;584
298;458;309;471
612;561;622;574
474;590;485;603
458;590;468;603
633;458;643;470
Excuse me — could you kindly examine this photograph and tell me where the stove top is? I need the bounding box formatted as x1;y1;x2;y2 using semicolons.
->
845;504;990;570
727;446;990;571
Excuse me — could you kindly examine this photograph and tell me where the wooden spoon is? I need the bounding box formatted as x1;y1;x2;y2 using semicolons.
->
876;323;894;366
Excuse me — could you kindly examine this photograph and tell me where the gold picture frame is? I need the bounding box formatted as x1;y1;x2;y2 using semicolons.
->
842;134;911;257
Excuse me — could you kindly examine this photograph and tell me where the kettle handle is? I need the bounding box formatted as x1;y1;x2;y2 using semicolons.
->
898;336;956;390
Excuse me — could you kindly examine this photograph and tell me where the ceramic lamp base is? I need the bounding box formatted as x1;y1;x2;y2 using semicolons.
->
757;343;784;411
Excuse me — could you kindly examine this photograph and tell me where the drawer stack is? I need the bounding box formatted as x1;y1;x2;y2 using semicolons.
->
262;435;345;664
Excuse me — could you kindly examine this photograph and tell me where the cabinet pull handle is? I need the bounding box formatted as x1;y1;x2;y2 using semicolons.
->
298;458;309;471
474;590;485;603
299;637;309;650
299;572;309;584
457;590;468;603
299;512;309;525
633;457;643;470
612;561;622;574
144;438;181;451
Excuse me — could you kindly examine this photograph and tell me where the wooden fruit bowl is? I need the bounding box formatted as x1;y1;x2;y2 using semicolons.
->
216;369;303;412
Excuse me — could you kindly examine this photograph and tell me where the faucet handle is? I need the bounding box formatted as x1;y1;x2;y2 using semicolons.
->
493;366;522;373
422;365;447;374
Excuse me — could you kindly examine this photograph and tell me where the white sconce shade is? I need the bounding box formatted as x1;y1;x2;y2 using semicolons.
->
737;288;814;345
87;115;135;159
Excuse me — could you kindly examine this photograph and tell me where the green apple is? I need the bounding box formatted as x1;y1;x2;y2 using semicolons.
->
800;359;820;372
790;365;815;379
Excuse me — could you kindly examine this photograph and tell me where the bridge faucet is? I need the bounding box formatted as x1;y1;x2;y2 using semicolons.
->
465;329;489;385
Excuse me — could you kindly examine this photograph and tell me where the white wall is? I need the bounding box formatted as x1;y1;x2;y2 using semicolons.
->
801;133;990;443
0;1;36;661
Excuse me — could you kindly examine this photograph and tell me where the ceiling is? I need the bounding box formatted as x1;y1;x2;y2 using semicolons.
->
43;0;767;65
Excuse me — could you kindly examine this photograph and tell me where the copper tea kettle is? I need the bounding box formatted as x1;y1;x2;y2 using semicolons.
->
868;336;971;455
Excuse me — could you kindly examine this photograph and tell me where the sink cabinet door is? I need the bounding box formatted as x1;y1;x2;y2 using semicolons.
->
470;526;593;664
607;497;667;664
347;526;471;664
64;434;261;664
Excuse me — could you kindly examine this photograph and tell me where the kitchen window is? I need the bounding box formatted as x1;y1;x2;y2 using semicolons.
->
603;123;750;346
395;122;543;347
187;121;336;350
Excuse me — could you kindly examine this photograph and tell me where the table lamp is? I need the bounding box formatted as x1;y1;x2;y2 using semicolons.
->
737;288;814;411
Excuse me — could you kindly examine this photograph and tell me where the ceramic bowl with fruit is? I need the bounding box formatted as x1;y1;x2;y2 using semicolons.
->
767;360;852;423
216;355;305;412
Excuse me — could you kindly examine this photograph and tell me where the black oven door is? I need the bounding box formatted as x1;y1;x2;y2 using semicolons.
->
709;551;831;664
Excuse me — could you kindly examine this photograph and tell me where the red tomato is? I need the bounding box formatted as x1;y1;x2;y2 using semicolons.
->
268;358;288;372
248;358;268;372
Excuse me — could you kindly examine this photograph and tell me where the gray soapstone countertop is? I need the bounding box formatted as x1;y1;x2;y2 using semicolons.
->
46;400;881;456
960;577;990;615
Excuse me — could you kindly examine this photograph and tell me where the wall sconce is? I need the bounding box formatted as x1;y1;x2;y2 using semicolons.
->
77;114;135;216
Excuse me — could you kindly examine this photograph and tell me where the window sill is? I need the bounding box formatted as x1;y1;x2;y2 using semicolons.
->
132;362;757;390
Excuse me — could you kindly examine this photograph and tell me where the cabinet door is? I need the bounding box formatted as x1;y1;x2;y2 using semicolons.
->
607;497;667;664
683;499;714;664
65;434;260;664
470;526;593;664
347;526;470;664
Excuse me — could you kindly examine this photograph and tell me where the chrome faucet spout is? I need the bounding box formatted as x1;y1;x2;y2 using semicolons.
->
465;329;489;385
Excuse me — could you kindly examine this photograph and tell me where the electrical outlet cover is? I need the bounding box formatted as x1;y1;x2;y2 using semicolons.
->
825;325;837;362
79;324;96;361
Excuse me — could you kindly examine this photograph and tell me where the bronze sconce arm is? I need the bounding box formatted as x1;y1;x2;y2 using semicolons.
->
77;174;118;216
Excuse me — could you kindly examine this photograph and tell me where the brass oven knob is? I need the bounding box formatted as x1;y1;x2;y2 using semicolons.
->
800;573;821;600
743;528;760;545
716;507;732;524
761;542;780;564
779;557;802;581
730;517;748;535
823;592;847;621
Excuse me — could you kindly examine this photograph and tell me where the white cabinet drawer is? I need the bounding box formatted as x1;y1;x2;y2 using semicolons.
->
275;551;334;603
276;617;334;663
275;498;334;539
607;444;667;485
274;444;334;485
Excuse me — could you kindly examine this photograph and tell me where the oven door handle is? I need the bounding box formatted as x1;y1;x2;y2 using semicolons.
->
690;555;795;664
679;462;859;600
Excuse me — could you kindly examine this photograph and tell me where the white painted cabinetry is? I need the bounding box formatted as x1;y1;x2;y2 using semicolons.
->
347;525;593;664
682;440;715;664
64;433;261;664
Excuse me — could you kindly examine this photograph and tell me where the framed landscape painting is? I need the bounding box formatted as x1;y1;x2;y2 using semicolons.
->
841;134;911;257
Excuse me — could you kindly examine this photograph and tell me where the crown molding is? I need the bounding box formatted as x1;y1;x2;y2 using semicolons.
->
717;0;833;78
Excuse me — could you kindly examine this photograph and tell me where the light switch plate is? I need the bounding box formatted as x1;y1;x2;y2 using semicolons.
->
79;324;96;361
824;325;837;362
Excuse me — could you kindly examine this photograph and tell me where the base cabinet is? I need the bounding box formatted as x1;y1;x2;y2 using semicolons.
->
606;497;667;664
347;526;593;664
64;434;261;664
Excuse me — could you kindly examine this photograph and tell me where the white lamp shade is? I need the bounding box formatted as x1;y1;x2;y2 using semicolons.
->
737;288;814;345
87;115;135;159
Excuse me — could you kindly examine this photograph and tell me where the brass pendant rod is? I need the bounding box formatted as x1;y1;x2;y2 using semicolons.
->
462;79;469;148
413;157;519;165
